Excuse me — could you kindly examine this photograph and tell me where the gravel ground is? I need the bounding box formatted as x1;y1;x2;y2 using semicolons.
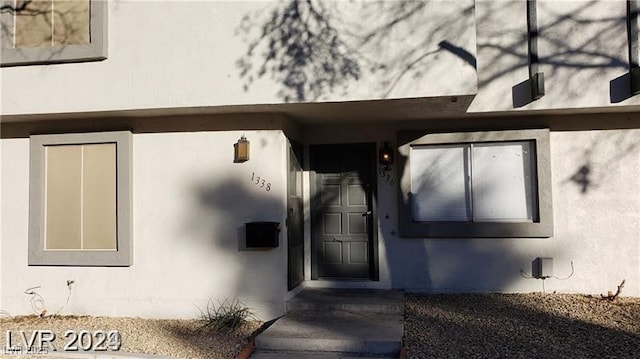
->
2;293;639;359
405;293;640;359
0;315;261;359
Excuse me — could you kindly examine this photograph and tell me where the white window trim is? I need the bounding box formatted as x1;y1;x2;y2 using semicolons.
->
397;128;553;238
1;0;108;67
29;131;132;266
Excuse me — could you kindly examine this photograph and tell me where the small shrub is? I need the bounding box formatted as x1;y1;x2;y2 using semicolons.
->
199;297;254;332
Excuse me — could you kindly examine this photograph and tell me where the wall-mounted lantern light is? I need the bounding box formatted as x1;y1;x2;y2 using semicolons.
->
234;135;250;163
379;142;394;170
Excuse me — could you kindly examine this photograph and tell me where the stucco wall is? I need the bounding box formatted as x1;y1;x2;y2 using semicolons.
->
3;0;639;118
469;0;640;112
302;121;640;297
0;130;290;319
2;119;639;319
0;0;476;116
2;0;640;320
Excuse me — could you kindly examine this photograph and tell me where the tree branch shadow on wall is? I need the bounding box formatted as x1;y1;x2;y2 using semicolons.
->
540;1;630;95
235;0;476;102
148;172;286;354
186;176;285;294
568;164;593;194
236;0;634;106
387;147;541;294
563;131;640;195
235;0;361;102
390;144;639;355
143;133;638;354
478;0;631;107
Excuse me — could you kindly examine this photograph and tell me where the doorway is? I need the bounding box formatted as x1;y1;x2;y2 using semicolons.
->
310;144;378;280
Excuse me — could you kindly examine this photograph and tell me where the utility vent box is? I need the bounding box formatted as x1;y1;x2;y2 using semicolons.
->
532;257;553;278
246;222;280;248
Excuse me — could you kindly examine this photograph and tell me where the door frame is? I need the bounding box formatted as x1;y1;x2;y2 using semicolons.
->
309;143;379;281
287;140;305;290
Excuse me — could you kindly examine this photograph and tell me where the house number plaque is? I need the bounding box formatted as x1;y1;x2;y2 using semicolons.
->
251;172;272;191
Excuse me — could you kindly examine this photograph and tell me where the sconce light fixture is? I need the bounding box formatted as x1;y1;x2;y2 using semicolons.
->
379;142;394;170
234;135;250;163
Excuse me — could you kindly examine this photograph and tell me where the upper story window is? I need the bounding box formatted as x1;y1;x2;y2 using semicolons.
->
1;0;107;67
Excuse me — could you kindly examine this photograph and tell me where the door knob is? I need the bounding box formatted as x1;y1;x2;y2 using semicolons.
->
362;211;372;216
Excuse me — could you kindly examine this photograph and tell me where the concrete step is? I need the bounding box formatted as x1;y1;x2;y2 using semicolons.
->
254;310;403;356
286;288;404;315
251;350;392;358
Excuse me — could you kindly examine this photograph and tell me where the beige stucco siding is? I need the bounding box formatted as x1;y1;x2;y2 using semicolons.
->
1;0;476;116
1;129;289;319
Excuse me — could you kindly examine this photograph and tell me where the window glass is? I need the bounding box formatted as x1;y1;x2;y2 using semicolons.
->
45;145;82;250
14;0;53;47
44;143;117;251
82;143;117;250
472;142;536;222
13;0;89;47
410;145;471;222
52;0;90;46
410;141;537;223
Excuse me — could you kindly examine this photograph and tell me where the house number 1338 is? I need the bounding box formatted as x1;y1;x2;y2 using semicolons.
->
251;173;271;191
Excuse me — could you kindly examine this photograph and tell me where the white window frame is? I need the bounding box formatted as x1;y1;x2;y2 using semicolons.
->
1;0;107;67
397;129;553;238
29;131;132;266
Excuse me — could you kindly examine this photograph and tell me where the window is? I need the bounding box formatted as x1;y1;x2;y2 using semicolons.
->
29;131;132;266
398;129;552;238
1;0;107;67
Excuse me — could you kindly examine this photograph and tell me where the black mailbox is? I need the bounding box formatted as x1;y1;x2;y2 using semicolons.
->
246;221;280;248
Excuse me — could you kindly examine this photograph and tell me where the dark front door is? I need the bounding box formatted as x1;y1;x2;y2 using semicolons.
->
287;142;304;290
310;144;376;279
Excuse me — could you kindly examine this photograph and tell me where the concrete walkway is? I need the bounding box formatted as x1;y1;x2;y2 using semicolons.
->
251;288;405;358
